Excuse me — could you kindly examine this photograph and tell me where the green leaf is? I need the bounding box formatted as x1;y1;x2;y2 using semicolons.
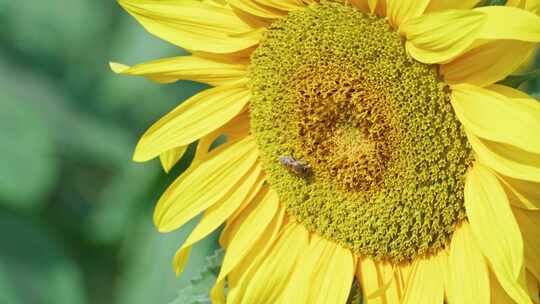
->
0;213;86;304
170;249;225;304
497;69;540;89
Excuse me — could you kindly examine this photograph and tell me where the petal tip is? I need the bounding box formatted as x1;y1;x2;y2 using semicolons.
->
132;140;154;163
109;62;130;74
132;152;148;163
154;217;172;234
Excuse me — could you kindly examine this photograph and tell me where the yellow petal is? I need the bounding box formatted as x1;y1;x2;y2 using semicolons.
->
488;84;540;127
527;271;540;304
133;81;249;162
347;0;369;13
489;83;537;99
118;0;259;53
513;208;540;283
217;108;251;142
109;62;129;73
228;0;286;19
396;264;413;298
402;254;446;304
172;163;262;275
441;40;536;87
282;237;355;304
489;269;536;304
190;134;219;167
240;223;309;304
280;236;327;303
400;10;485;64
507;0;527;8
475;6;540;42
386;0;430;28
190;109;250;167
402;5;540;64
491;270;517;304
356;258;403;304
375;0;387;15
217;188;279;274
218;206;285;303
159;146;188;173
210;188;280;302
499;175;540;210
368;0;378;13
464;164;531;304
451;84;540;154
447;222;490;304
218;172;266;247
153;136;258;232
157;111;245;175
191;45;256;66
109;56;247;86
252;0;304;11
526;0;540;14
425;0;480;12
466;132;540;183
231;7;272;29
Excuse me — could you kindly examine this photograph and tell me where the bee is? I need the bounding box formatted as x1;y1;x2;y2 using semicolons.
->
279;156;312;178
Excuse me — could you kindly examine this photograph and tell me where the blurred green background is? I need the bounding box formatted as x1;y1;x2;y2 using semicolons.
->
0;1;221;304
0;1;538;304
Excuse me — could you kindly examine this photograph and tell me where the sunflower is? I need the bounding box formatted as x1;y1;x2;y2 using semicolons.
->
111;0;540;303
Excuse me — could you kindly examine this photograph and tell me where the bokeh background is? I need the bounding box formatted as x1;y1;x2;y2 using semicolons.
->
0;1;221;304
0;1;538;304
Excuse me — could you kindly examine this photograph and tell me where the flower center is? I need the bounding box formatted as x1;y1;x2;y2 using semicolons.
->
249;2;473;262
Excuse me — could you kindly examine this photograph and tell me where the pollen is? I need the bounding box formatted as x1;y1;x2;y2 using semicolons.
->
249;2;473;262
